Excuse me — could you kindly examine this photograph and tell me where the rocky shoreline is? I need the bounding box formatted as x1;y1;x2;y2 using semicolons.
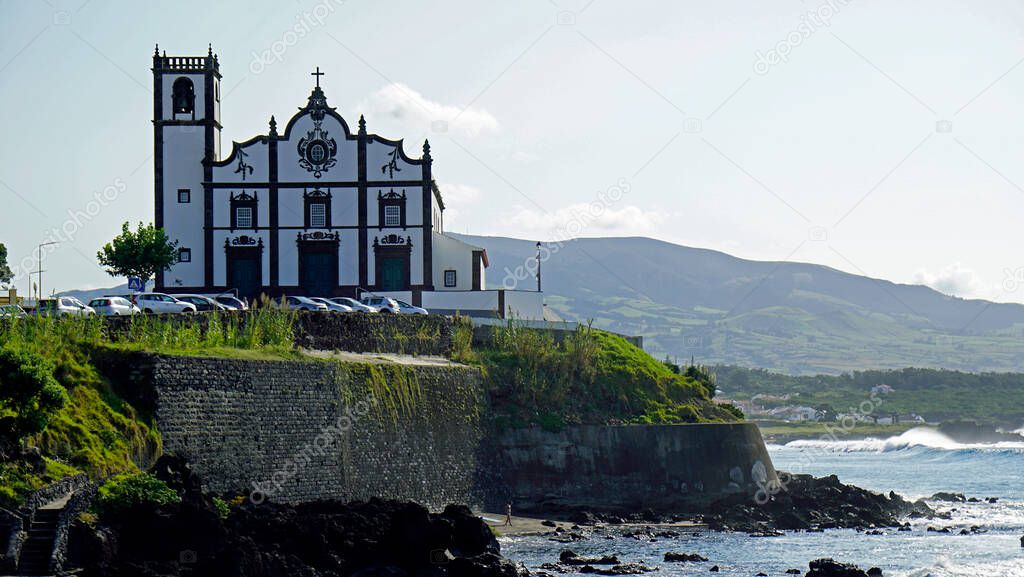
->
60;459;961;577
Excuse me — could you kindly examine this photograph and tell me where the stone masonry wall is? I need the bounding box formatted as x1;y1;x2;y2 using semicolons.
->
149;355;484;509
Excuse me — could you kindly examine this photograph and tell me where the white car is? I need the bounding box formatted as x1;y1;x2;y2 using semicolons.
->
282;296;328;312
309;297;352;313
0;304;27;318
89;297;140;316
360;296;400;314
36;297;95;317
329;297;377;313
394;299;428;315
134;292;197;314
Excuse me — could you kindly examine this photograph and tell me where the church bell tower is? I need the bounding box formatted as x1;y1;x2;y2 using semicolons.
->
152;44;222;290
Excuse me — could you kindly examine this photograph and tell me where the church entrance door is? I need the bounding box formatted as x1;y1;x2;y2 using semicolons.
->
230;257;260;300
301;252;334;295
225;239;264;302
380;257;406;291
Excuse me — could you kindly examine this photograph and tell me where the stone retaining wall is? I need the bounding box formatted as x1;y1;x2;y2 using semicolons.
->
146;355;484;508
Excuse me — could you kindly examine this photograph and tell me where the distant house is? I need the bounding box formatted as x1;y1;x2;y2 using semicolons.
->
770;406;820;422
871;384;894;395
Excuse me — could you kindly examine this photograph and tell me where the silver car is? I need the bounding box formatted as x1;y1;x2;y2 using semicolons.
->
0;304;26;318
282;296;328;312
89;297;140;316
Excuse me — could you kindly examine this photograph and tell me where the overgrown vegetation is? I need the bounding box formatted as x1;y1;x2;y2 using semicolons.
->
715;364;1024;426
93;472;181;515
455;318;742;429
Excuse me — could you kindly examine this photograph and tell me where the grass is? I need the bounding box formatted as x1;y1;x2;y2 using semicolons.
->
461;318;742;429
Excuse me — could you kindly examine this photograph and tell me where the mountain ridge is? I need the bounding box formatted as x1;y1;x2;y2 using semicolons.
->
453;233;1024;375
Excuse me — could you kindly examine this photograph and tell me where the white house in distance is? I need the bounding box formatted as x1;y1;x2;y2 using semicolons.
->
152;46;543;318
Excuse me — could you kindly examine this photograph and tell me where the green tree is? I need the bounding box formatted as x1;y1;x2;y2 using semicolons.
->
0;348;68;450
97;222;178;286
0;244;13;288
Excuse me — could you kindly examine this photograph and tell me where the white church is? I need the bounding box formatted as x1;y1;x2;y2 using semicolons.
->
152;46;543;318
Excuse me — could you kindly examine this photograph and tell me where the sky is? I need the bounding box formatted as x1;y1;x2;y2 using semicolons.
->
2;0;1024;302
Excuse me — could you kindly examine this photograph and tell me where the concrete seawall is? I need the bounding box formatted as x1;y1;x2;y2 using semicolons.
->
483;423;778;513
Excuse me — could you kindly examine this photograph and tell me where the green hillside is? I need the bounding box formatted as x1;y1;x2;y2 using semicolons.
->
457;234;1024;375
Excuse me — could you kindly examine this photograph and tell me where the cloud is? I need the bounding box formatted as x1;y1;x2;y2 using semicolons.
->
510;203;666;238
914;263;985;298
437;183;481;205
360;83;499;137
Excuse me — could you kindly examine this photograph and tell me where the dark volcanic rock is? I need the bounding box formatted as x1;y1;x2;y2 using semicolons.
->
806;558;869;577
559;550;619;565
68;466;517;577
701;474;937;532
930;492;966;503
578;563;657;575
663;552;707;562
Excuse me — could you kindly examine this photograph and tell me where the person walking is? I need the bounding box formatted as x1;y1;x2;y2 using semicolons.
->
504;503;513;526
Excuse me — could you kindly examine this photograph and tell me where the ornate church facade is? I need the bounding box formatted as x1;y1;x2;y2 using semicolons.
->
151;47;540;316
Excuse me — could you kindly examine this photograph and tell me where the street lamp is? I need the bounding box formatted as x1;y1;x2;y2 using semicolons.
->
37;241;58;301
535;241;542;293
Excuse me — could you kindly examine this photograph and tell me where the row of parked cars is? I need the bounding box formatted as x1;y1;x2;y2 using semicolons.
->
0;293;428;317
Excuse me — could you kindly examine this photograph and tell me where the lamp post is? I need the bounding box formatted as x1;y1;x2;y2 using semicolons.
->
37;241;58;301
535;241;542;293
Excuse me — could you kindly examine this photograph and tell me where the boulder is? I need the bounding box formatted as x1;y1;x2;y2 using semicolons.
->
806;558;869;577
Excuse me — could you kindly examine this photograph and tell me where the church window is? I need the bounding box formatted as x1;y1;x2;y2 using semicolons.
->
177;188;191;203
236;207;252;229
178;248;192;263
230;191;258;230
304;189;332;228
172;77;195;115
310;203;326;228
444;270;457;287
378;189;406;229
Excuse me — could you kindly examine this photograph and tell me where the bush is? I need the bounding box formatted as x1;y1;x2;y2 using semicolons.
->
0;346;68;445
94;472;180;515
212;496;230;519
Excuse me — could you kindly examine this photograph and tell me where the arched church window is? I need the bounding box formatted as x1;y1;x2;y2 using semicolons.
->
172;77;195;114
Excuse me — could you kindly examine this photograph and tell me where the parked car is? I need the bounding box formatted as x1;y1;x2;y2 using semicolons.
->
35;297;95;317
133;292;197;314
89;297;140;316
359;295;400;314
394;299;428;315
281;296;328;312
0;304;26;318
214;295;249;310
329;297;377;313
308;297;352;313
173;294;229;312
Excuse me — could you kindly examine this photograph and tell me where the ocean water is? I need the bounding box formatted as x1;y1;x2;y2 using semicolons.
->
501;428;1024;577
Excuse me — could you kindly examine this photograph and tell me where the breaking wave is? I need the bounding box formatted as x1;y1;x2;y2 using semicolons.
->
784;427;1024;454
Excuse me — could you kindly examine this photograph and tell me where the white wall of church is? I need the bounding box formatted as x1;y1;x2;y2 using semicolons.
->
212;141;269;183
277;115;357;182
365;139;422;180
162;127;206;288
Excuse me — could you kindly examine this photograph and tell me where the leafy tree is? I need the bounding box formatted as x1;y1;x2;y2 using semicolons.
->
0;243;13;288
97;222;178;286
0;347;68;450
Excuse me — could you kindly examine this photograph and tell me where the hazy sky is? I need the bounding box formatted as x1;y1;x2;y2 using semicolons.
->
2;0;1024;301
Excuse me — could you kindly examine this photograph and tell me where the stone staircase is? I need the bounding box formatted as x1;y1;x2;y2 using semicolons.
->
16;496;68;576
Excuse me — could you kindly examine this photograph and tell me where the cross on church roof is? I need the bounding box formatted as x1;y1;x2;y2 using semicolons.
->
311;66;324;87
